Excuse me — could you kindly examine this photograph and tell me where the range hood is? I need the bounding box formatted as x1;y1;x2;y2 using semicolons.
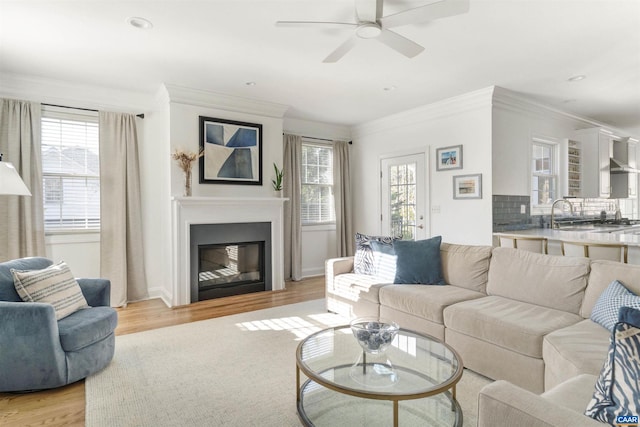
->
610;157;639;174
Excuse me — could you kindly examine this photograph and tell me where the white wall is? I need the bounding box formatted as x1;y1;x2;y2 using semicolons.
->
283;117;351;277
351;88;494;245
138;90;172;303
492;88;594;197
491;87;639;218
44;234;100;278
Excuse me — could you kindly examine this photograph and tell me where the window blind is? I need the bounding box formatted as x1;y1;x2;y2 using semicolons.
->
41;108;100;231
301;143;335;224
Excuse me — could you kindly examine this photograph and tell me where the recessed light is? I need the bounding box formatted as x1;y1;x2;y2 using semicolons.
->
383;86;397;91
245;82;256;86
568;75;586;82
127;17;153;30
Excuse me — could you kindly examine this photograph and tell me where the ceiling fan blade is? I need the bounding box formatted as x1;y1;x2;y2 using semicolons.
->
376;29;425;58
276;21;357;28
380;0;469;29
323;35;359;63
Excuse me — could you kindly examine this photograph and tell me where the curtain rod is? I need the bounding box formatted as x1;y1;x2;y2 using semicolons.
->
42;103;145;119
283;133;352;144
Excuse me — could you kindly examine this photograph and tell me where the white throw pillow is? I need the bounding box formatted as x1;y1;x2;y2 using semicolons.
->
11;261;89;320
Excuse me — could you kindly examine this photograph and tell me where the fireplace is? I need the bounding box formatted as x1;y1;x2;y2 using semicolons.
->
172;197;286;307
190;221;272;303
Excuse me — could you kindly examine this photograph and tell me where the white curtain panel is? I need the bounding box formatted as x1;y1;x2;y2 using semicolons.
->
333;140;354;257
0;98;45;261
283;134;302;281
99;112;147;306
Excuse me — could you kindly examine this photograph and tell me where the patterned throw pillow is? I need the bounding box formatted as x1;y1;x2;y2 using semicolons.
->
369;240;397;282
585;306;640;423
353;233;397;276
11;261;89;320
590;280;640;332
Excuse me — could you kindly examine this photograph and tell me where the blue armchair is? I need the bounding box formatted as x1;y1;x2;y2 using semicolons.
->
0;257;118;392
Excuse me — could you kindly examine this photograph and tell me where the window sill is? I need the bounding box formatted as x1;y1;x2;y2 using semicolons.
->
302;223;336;232
45;231;100;245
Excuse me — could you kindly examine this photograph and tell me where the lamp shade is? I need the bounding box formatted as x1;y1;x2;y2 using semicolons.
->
0;161;31;196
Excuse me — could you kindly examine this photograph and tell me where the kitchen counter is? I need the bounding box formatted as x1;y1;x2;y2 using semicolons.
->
493;226;640;265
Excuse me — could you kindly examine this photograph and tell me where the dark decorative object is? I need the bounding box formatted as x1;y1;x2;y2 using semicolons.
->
350;318;399;354
199;116;262;185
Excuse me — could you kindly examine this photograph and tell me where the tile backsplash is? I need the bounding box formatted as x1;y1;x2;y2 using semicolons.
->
492;195;532;231
493;195;638;232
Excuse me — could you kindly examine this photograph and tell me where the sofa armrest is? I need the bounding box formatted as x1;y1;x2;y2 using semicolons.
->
77;278;111;307
478;380;604;427
0;301;67;391
325;256;354;293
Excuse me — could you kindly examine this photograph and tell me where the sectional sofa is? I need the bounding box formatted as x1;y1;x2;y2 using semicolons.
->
325;242;640;426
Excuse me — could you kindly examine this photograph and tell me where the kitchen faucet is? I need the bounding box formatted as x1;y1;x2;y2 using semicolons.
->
550;199;575;229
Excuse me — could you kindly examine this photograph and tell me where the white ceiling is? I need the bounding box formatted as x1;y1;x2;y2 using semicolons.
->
1;0;639;134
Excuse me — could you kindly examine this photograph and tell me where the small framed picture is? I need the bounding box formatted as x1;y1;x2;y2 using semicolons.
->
453;174;482;199
436;145;462;171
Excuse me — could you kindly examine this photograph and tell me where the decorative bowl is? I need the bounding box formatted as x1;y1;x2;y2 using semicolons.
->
350;318;399;354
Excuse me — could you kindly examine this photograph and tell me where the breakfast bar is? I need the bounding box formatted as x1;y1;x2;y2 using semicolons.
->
493;227;640;265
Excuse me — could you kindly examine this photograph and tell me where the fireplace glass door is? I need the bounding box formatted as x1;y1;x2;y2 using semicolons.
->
198;241;265;300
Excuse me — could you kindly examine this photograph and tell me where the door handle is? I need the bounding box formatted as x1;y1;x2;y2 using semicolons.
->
417;224;424;229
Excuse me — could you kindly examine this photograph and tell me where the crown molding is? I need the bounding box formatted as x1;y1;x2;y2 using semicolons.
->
0;72;156;114
163;84;289;119
283;117;352;141
351;86;495;138
491;86;623;133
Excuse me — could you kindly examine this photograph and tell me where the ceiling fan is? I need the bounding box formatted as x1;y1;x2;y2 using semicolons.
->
276;0;470;63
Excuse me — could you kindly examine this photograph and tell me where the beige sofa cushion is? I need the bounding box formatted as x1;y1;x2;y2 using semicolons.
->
444;296;582;358
542;319;610;389
487;248;590;314
440;243;492;293
379;284;485;324
580;260;640;318
332;273;388;304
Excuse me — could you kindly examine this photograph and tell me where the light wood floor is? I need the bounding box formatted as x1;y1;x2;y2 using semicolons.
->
0;277;325;426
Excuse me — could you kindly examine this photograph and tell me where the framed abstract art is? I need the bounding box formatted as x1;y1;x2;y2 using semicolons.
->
199;116;262;185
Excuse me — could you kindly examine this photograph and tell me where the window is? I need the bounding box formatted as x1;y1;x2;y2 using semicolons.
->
531;139;557;208
301;143;335;224
41;107;100;232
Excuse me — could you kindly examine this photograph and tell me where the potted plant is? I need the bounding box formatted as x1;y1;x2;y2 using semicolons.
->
272;163;284;196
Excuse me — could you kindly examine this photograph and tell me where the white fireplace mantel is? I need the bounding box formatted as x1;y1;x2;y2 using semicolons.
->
171;196;288;306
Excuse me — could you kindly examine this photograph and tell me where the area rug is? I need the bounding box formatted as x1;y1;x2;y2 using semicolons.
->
86;300;491;426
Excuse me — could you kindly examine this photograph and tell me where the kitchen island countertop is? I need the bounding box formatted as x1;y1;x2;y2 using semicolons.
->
494;227;640;247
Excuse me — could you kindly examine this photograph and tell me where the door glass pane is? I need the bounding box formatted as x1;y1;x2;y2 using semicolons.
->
389;163;417;240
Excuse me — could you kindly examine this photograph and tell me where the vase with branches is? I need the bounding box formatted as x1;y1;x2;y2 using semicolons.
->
172;148;203;196
272;163;284;195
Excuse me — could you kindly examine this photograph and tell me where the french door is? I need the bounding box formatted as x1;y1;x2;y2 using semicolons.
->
380;153;427;240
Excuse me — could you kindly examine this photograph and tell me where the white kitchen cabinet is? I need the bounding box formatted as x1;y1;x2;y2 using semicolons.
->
573;128;613;198
611;138;638;198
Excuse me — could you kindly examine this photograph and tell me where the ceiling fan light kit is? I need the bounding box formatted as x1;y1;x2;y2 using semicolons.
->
356;23;382;39
276;0;469;62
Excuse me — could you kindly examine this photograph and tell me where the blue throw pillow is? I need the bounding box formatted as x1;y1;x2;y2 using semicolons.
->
585;306;640;423
392;236;445;285
590;280;640;332
369;240;397;282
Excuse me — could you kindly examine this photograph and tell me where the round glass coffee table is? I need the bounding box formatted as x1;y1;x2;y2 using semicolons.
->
296;325;463;427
